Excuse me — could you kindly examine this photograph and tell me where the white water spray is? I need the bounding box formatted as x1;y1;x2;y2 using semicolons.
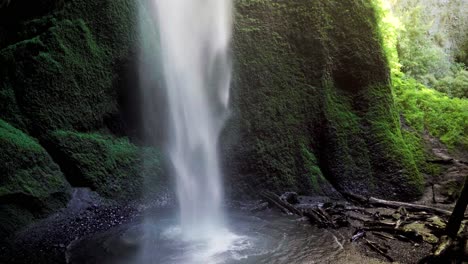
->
151;0;232;240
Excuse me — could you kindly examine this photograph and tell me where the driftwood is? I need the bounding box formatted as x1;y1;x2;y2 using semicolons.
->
260;191;290;215
364;227;423;243
342;206;374;216
344;192;454;216
347;214;370;223
260;188;467;263
372;232;396;240
364;220;396;228
364;238;394;262
304;208;335;228
260;191;303;216
426;158;454;165
369;197;453;216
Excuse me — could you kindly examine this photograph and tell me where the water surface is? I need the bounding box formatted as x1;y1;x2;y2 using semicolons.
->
67;209;345;264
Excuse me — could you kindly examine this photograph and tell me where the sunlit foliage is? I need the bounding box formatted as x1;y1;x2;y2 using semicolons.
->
373;0;468;149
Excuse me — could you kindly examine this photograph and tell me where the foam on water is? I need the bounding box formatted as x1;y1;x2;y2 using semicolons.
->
158;225;250;264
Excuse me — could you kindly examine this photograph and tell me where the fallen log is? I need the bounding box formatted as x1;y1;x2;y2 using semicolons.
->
260;192;290;215
372;232;396;241
364;227;423;243
364;221;397;228
260;191;303;216
304;208;335;228
343;206;374;215
368;197;453;216
343;192;454;217
347;215;370;223
364;238;394;262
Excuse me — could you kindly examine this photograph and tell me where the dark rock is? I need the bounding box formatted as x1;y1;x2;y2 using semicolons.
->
280;192;299;205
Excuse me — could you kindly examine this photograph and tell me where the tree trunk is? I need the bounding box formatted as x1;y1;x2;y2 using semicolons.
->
445;175;468;238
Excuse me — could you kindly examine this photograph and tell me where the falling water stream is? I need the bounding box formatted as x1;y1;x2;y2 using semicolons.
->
155;0;232;240
141;0;239;261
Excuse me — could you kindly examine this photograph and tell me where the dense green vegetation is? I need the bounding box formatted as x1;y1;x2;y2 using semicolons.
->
385;0;468;99
373;0;468;150
393;76;468;148
0;0;161;239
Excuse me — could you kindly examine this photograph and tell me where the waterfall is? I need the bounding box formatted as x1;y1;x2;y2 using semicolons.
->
146;0;232;240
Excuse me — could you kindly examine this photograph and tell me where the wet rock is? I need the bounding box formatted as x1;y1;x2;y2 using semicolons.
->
440;179;463;203
280;192;299;205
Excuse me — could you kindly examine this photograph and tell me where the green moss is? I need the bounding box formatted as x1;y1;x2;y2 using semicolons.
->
393;77;468;149
402;130;441;177
222;0;424;200
0;119;42;153
0;0;137;135
363;85;424;195
223;0;323;193
0;119;70;238
0;120;69;197
47;131;164;200
0;19;114;133
300;145;327;194
402;222;438;244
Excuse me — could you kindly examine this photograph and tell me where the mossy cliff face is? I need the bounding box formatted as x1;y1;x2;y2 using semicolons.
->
0;0;164;238
0;0;137;133
222;0;424;200
0;119;71;239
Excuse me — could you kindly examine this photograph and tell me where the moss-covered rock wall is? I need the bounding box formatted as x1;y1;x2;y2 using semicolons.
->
0;0;165;239
222;0;424;200
0;0;137;134
0;119;71;239
44;131;164;200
